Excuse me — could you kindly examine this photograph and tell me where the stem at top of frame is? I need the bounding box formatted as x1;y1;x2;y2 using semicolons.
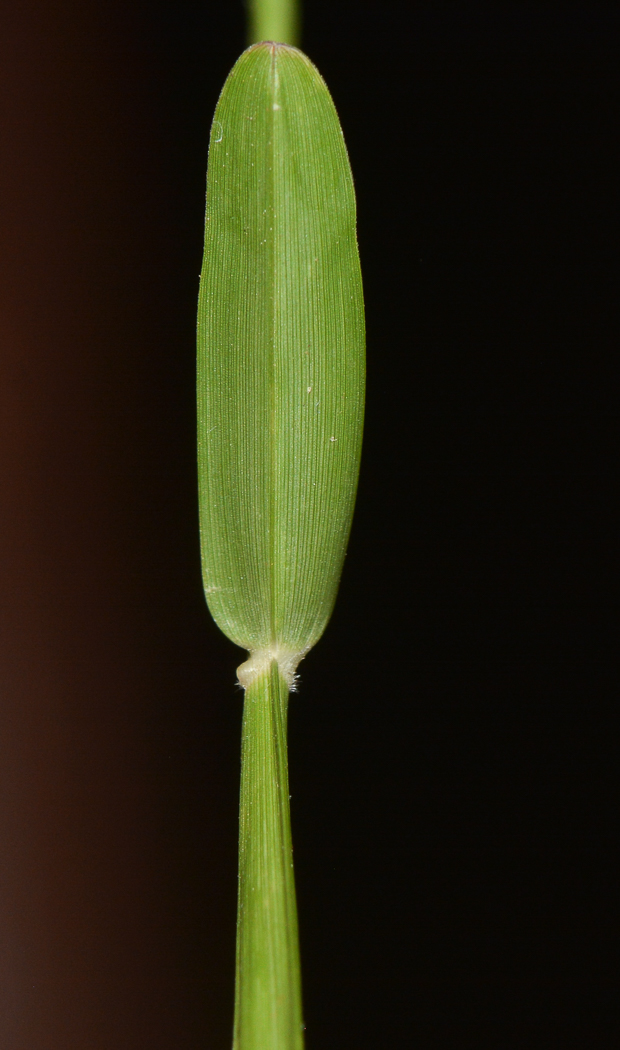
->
247;0;301;47
234;661;303;1050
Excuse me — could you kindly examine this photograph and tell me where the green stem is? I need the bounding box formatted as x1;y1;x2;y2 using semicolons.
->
234;661;304;1050
247;0;300;48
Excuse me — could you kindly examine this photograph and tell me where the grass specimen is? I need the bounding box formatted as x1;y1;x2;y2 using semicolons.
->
197;31;364;1050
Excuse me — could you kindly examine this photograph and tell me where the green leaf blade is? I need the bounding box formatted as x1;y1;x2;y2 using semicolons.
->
197;43;365;685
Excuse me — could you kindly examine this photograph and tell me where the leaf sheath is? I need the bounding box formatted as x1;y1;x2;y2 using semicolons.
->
234;662;302;1050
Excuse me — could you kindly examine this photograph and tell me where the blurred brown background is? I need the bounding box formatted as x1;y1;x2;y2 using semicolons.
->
1;3;242;1046
1;3;618;1049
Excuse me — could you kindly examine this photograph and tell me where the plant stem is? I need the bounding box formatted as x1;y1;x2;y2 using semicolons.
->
234;661;304;1050
247;0;300;47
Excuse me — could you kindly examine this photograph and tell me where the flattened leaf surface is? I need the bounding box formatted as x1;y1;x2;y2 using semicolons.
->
197;43;365;658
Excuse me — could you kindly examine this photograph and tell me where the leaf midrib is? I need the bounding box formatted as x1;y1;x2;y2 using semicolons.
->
268;45;278;650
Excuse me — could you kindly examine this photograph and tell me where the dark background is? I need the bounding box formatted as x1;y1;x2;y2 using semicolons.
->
1;2;617;1047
